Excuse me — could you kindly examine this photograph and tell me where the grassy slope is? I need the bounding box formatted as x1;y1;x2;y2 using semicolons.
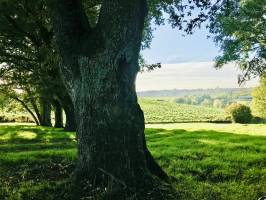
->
139;98;226;123
1;124;266;199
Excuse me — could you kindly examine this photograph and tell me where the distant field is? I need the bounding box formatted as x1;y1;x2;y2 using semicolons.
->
139;98;226;123
1;124;266;200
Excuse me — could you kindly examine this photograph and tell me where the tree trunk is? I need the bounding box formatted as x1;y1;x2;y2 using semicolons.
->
53;100;64;128
71;57;168;199
40;99;52;127
30;98;42;125
63;101;76;131
48;0;168;198
57;92;76;131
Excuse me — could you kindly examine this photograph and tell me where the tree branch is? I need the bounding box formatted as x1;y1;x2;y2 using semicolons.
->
4;14;40;47
97;0;148;54
47;0;92;54
21;2;53;46
13;96;40;125
0;88;39;125
25;89;42;124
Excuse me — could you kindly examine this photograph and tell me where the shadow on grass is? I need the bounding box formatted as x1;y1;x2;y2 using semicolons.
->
0;125;76;144
0;125;76;199
0;125;265;199
145;128;266;200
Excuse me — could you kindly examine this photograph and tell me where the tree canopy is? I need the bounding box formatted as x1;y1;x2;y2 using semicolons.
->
209;0;266;83
0;0;76;129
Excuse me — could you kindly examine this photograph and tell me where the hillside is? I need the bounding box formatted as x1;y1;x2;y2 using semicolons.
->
137;88;252;97
139;98;226;123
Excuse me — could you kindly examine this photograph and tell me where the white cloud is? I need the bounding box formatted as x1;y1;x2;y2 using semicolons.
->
136;62;259;91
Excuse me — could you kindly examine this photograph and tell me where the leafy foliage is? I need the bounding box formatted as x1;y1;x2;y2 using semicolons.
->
0;89;34;123
140;0;224;68
0;0;76;127
147;0;224;33
209;0;266;83
0;92;9;111
225;103;252;123
252;74;266;118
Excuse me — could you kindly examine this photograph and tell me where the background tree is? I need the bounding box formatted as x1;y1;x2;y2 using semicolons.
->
252;74;266;118
225;103;252;123
209;0;266;83
213;99;224;108
0;84;39;124
0;0;76;130
0;62;44;125
0;92;9;111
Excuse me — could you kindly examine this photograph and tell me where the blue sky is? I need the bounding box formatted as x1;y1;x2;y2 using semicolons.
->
136;24;258;91
141;23;219;64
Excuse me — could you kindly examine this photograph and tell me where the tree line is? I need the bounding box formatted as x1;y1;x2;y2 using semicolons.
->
175;93;251;108
0;0;75;130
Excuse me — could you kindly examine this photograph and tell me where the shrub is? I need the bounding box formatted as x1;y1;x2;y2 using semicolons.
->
225;103;252;123
252;116;265;124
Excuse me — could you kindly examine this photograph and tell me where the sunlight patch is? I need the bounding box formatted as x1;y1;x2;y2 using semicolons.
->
198;139;221;145
155;131;173;135
0;133;12;140
69;134;75;140
17;131;37;139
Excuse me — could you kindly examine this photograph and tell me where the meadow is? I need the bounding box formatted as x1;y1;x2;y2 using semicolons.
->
1;123;265;200
139;98;227;123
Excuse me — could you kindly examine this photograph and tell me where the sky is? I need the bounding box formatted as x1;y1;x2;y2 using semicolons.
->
136;24;259;91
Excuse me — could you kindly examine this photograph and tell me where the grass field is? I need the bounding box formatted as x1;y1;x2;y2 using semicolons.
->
0;123;265;200
139;98;226;123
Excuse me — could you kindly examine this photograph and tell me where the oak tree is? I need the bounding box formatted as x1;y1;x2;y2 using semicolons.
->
47;0;224;198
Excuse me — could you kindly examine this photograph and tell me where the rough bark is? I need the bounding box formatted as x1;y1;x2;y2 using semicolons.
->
57;92;76;131
30;98;42;125
48;0;168;198
40;98;52;127
64;106;76;131
53;99;64;128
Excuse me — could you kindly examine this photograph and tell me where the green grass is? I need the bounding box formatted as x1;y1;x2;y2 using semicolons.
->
146;123;266;136
0;124;266;199
0;125;76;200
139;98;226;123
146;123;266;200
